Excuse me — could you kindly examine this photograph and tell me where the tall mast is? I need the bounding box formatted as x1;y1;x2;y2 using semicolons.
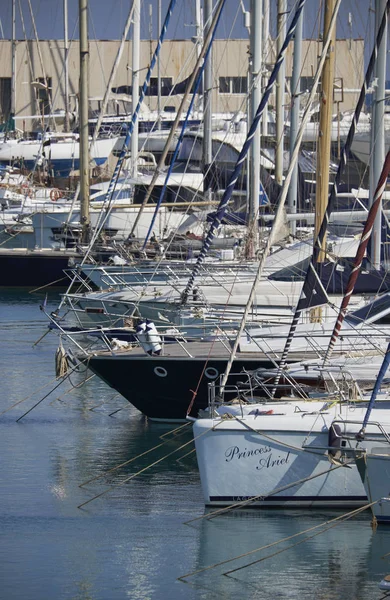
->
287;5;303;236
248;0;263;258
79;0;90;243
131;0;140;178
262;0;269;137
369;0;387;269
63;0;70;131
275;0;287;187
314;0;336;260
91;2;136;145
11;0;16;119
157;0;161;129
203;0;213;202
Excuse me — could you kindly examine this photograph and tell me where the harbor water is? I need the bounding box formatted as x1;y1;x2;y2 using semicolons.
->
1;289;389;600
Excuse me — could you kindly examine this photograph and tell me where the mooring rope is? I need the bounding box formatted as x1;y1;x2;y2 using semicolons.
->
184;458;354;526
223;501;376;577
77;422;209;509
178;502;376;582
79;422;192;488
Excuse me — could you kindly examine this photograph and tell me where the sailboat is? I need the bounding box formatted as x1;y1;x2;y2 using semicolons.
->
191;0;390;510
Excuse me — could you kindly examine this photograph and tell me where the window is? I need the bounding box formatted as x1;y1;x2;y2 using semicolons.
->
0;78;11;120
148;77;173;95
219;76;247;95
36;77;52;116
300;77;316;92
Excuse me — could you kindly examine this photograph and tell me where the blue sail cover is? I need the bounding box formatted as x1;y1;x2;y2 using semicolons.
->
269;256;390;294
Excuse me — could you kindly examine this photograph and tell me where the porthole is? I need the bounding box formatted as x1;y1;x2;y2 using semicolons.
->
205;367;219;379
154;366;167;378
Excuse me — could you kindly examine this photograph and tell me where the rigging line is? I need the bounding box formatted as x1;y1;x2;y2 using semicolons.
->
128;0;227;238
79;421;192;488
58;0;179;304
229;413;334;454
178;500;374;582
15;356;91;422
185;271;247;417
28;276;70;294
77;426;210;509
54;374;95;404
26;0;55;129
183;456;353;527
180;0;312;306
215;0;342;394
359;341;390;437
0;370;73;416
223;502;375;578
17;0;39;116
324;151;390;363
142;4;223;250
90;2;136;145
271;0;390;394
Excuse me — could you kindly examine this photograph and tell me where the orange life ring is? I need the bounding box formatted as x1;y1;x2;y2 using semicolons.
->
50;188;62;202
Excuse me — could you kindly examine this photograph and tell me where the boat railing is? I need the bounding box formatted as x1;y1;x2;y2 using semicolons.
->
207;371;258;417
330;419;390;445
318;367;365;401
205;367;312;414
63;268;95;293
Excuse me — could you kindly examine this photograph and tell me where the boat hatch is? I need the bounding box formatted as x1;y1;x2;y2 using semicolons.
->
345;293;390;326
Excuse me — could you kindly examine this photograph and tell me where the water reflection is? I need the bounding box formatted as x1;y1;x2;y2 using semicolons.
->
2;290;390;600
182;509;390;600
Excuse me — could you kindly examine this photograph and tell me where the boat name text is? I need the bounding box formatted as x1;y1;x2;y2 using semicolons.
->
225;445;290;470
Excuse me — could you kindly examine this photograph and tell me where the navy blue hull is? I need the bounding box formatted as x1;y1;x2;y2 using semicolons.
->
88;353;277;421
0;251;79;287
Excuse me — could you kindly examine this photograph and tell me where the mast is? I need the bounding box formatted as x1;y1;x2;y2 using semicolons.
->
275;0;287;187
79;0;90;243
11;0;16;120
269;0;388;394
247;0;263;258
262;0;269;137
91;2;136;145
63;0;70;132
203;0;213;202
369;0;387;269
181;0;312;306
212;0;340;394
129;0;226;238
157;0;161;129
287;5;303;236
131;0;140;178
315;0;336;260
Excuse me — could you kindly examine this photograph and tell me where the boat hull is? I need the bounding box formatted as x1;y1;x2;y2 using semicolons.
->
87;353;272;421
357;451;390;523
193;405;390;508
0;248;80;287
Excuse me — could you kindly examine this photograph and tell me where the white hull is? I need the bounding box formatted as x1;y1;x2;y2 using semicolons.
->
357;450;390;523
30;205;197;248
351;130;390;165
193;401;390;507
0;135;118;164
